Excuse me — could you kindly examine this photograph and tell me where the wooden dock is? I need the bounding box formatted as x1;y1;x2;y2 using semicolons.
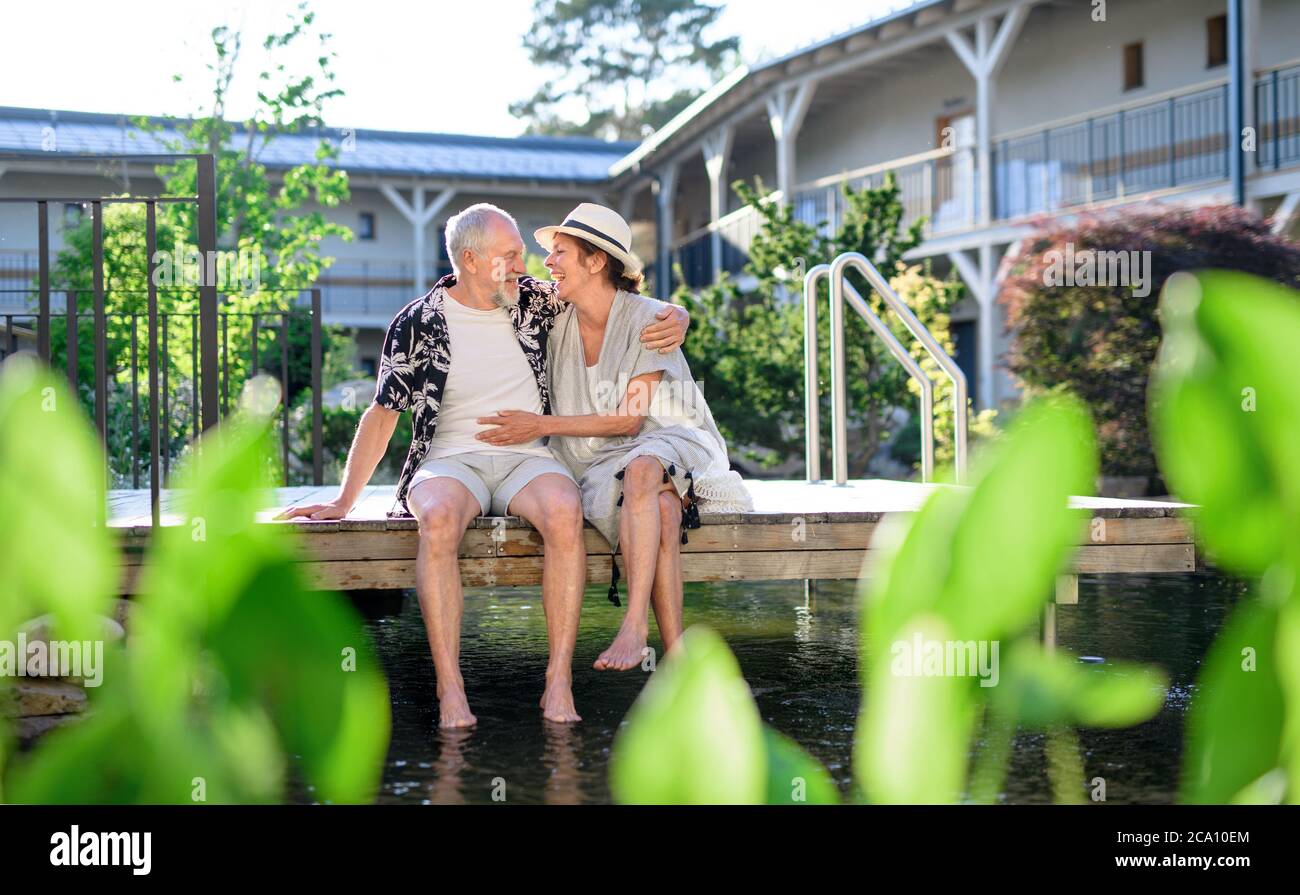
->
109;479;1197;596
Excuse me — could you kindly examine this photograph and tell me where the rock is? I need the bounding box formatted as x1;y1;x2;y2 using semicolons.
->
1;680;87;718
17;612;125;646
14;712;84;745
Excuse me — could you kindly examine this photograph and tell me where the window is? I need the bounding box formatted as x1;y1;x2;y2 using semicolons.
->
63;203;84;228
1207;15;1227;68
358;211;375;240
1123;41;1144;91
360;356;376;377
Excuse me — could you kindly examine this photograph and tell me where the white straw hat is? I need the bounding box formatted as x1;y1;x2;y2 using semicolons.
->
534;203;643;275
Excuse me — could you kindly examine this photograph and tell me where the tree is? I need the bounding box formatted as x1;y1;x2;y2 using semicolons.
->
512;0;739;140
43;3;359;485
1000;205;1300;481
678;174;995;479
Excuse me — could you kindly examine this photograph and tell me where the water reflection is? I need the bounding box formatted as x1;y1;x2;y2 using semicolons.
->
336;572;1246;806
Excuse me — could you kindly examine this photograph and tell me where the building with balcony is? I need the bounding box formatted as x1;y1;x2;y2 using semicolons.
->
2;0;1297;404
612;0;1300;409
0;108;633;374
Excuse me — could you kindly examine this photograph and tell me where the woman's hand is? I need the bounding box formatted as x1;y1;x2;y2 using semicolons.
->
476;410;546;446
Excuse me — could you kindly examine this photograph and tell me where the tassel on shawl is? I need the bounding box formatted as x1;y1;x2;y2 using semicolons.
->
607;556;622;607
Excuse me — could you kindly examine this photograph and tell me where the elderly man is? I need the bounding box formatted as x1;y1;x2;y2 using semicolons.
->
280;203;687;728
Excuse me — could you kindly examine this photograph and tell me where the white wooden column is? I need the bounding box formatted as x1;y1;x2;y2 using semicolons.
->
949;241;1015;410
1272;192;1300;235
701;126;734;282
379;183;457;294
655;161;680;294
946;2;1028;227
766;82;817;207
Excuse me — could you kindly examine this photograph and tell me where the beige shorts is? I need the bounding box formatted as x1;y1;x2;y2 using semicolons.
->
407;450;576;516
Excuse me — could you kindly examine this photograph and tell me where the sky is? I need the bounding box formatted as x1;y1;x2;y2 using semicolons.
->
0;0;911;138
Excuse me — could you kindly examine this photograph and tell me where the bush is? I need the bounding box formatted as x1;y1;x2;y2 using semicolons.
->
1000;205;1300;477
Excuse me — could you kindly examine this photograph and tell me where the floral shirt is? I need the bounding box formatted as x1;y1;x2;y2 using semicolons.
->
374;273;565;517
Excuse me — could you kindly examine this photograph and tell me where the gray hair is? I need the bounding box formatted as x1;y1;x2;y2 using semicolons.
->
444;203;516;273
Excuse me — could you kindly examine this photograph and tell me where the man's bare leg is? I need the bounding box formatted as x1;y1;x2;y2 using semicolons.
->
507;473;586;723
408;477;482;729
596;457;675;671
649;491;686;659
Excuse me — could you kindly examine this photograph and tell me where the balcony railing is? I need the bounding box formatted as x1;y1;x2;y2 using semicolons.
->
992;83;1229;219
670;63;1300;289
1;248;445;325
1256;62;1300;170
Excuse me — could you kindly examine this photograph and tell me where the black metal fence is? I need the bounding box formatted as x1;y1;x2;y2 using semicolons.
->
0;153;324;525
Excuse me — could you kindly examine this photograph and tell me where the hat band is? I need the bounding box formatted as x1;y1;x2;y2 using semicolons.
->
561;219;627;253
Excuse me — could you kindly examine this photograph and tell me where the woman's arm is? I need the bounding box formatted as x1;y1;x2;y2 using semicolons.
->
475;372;663;446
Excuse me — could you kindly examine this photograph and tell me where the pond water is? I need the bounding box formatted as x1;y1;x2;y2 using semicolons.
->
320;572;1246;805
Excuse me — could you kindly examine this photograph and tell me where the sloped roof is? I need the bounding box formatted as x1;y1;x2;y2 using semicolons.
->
0;106;635;184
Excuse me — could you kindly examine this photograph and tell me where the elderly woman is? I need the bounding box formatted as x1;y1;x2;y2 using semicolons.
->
475;204;751;671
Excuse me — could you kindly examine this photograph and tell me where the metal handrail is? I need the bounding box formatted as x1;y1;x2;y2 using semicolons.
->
803;264;828;483
811;251;968;485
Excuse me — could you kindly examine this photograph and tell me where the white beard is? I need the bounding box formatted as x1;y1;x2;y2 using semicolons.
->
491;282;520;309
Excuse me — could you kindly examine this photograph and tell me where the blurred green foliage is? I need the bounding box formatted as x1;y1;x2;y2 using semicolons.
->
0;358;390;803
1149;271;1300;803
611;394;1167;803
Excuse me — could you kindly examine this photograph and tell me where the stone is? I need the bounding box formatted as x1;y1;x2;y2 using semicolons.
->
1;680;87;718
14;712;84;745
18;613;125;646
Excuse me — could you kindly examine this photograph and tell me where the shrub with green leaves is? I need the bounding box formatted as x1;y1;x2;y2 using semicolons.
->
677;174;994;479
1001;206;1300;479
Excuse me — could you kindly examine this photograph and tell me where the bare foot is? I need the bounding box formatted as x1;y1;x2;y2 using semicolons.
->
594;625;650;671
540;679;582;724
437;690;478;729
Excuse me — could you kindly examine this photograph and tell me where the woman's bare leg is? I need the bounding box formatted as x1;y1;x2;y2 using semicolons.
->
649;491;685;658
596;456;672;671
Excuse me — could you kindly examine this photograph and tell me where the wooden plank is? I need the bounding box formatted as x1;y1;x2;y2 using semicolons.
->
1079;516;1192;545
1069;544;1196;574
296;549;871;591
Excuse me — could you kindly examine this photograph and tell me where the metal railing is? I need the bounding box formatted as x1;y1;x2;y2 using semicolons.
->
793;146;978;239
1256;62;1300;170
805;252;968;486
992;83;1229;219
0;153;324;524
672;65;1300;289
314;256;449;320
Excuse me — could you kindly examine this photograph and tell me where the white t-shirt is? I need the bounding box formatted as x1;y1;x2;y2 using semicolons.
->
425;292;553;460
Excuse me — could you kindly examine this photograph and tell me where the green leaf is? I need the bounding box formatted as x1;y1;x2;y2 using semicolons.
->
857;613;975;803
610;626;767;804
997;642;1168;730
936;394;1096;642
762;729;840;805
0;356;114;643
1181;599;1286;804
1151;271;1300;575
856;394;1098;802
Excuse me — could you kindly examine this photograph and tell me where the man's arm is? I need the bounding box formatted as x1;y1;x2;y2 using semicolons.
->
521;275;690;353
640;303;689;353
277;403;400;520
